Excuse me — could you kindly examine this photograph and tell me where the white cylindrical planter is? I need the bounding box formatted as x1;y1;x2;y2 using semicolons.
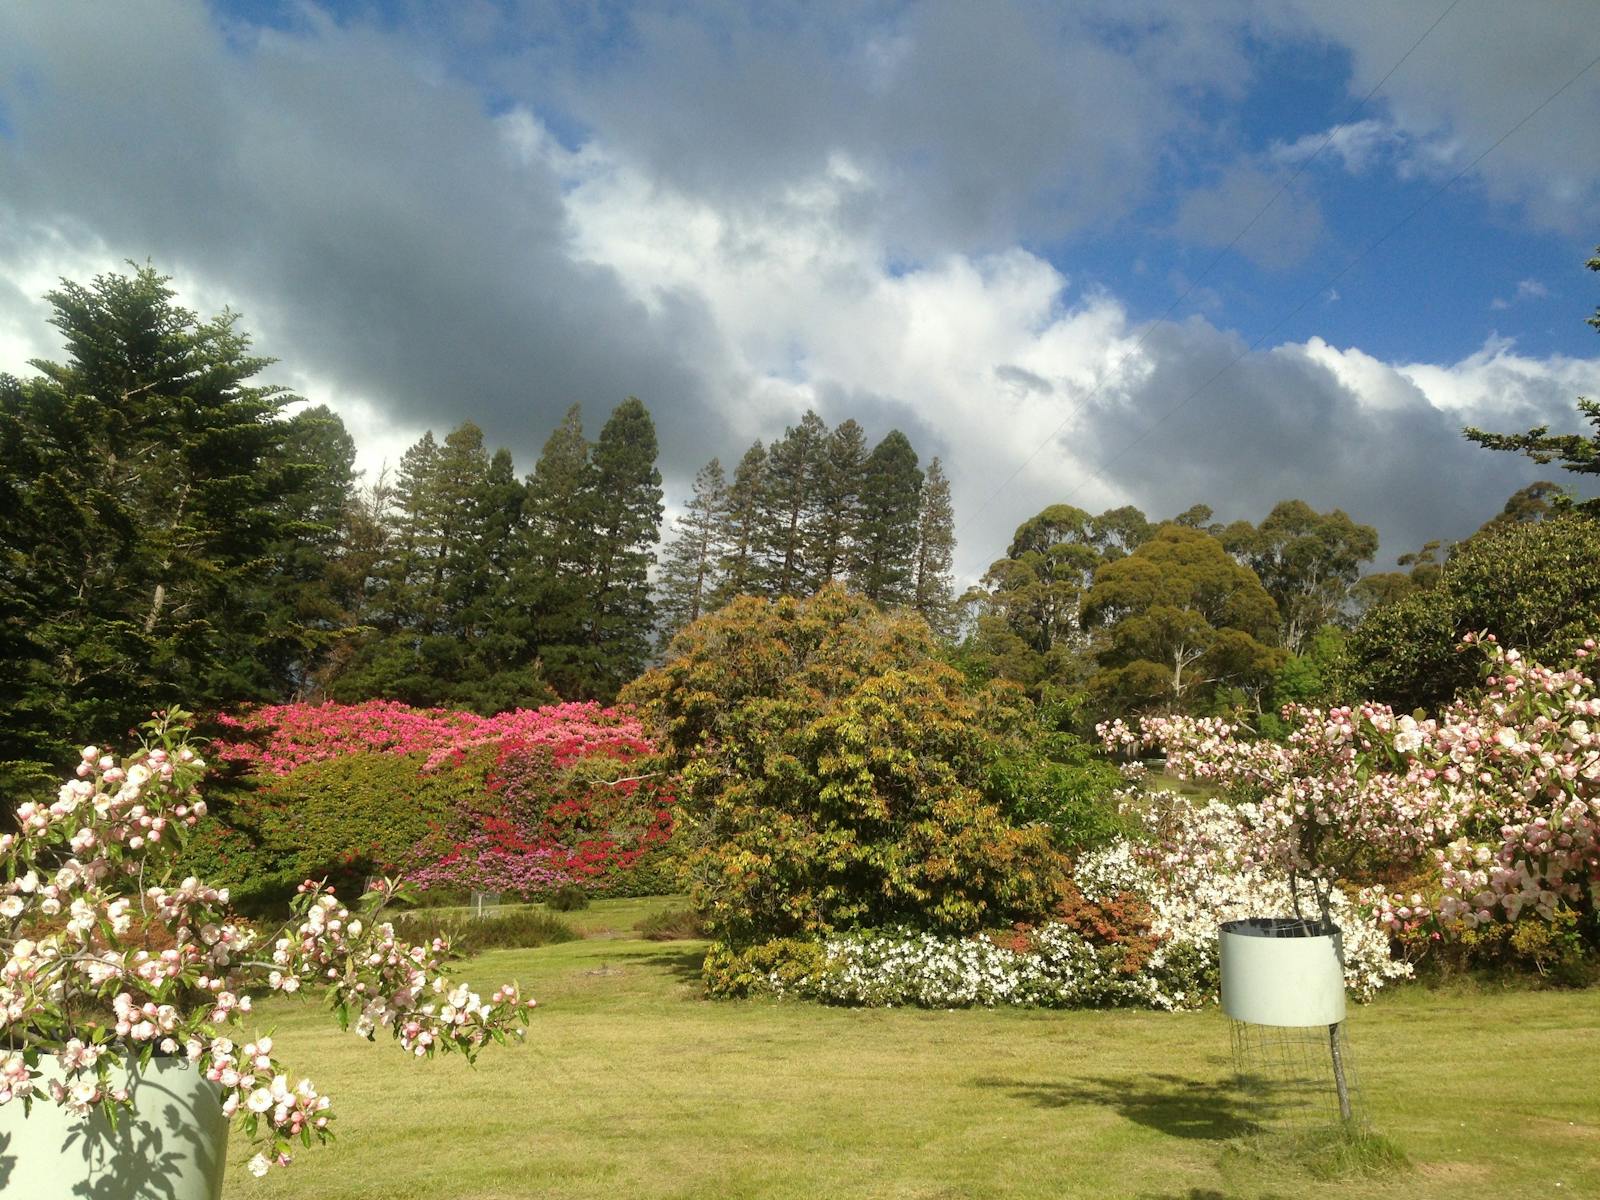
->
1219;917;1346;1028
0;1053;228;1200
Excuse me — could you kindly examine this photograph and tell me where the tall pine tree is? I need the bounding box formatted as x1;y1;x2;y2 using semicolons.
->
584;397;664;697
0;265;306;770
655;458;730;649
715;441;769;603
807;418;867;591
852;430;923;605
760;410;828;596
912;455;957;636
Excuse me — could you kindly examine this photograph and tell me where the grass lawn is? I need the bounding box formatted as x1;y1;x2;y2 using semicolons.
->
222;926;1600;1200
404;895;689;939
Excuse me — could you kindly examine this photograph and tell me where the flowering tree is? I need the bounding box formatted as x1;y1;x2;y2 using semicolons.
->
1101;634;1600;951
0;711;535;1177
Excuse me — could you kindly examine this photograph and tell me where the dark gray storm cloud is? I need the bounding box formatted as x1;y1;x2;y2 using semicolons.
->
0;3;723;473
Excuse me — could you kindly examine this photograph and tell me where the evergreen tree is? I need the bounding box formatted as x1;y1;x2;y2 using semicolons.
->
852;430;923;605
512;404;596;694
0;265;305;770
584;397;664;697
912;456;957;636
807;418;868;590
715;441;769;602
760;410;828;596
655;459;730;649
251;404;359;697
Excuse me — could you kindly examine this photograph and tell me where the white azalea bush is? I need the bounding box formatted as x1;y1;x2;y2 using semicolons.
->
0;710;535;1177
758;790;1405;1012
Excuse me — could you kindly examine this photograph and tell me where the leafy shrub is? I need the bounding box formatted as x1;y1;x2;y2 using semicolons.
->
623;586;1073;954
546;883;591;911
702;939;831;998
1340;513;1600;712
978;689;1130;851
179;750;491;904
388;907;579;955
634;906;707;941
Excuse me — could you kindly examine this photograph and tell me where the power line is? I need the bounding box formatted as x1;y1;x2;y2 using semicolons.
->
962;0;1463;530
1050;45;1600;513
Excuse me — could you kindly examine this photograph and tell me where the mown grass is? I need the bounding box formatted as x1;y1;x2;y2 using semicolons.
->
224;929;1599;1200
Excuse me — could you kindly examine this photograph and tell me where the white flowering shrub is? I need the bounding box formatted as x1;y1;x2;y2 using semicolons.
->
755;786;1408;1012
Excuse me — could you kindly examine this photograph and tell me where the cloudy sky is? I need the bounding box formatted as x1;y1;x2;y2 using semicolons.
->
3;1;1599;581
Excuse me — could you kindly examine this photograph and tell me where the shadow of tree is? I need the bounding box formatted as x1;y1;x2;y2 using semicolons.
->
617;944;706;987
974;1072;1283;1141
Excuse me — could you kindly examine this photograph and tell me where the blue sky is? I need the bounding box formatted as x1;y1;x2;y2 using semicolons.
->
2;1;1598;579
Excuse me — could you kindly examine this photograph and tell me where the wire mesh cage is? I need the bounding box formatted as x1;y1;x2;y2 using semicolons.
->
1229;1015;1364;1132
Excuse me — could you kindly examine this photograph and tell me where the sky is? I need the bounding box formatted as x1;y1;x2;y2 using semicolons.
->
3;0;1600;583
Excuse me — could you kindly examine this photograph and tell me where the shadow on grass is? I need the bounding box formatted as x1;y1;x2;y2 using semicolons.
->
975;1072;1279;1141
618;943;706;987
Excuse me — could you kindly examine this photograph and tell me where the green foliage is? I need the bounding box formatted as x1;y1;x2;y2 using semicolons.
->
852;430;923;604
701;938;831;998
623;585;1070;949
1084;524;1283;713
655;458;730;648
911;456;957;637
0;265;331;771
1222;500;1378;654
182;750;492;901
547;883;592;911
1340;512;1600;713
978;690;1130;851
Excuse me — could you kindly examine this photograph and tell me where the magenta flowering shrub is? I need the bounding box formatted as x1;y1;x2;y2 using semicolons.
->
1101;634;1600;952
216;699;647;775
213;700;675;899
0;711;535;1178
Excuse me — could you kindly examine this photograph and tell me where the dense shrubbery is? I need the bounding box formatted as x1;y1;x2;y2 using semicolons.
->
624;586;1115;950
195;700;674;909
1340;513;1600;713
707;790;1406;1008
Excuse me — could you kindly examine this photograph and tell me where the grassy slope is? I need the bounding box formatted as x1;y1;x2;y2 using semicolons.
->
224;931;1599;1200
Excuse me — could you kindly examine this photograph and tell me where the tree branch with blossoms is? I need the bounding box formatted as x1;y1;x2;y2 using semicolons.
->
1100;633;1600;956
0;709;536;1178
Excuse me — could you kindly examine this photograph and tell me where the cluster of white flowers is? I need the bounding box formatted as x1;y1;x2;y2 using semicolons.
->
762;788;1410;1012
1077;798;1412;1002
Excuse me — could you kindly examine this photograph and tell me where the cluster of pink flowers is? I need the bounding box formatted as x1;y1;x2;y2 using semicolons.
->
216;700;648;775
0;711;536;1175
1101;635;1600;943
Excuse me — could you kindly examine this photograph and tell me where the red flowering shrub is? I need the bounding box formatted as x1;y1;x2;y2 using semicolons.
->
208;701;676;902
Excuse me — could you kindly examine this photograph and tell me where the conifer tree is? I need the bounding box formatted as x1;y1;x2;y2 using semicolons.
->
912;456;957;637
510;404;596;693
0;265;305;769
808;418;867;590
655;458;730;649
716;441;769;602
852;430;923;605
760;410;828;596
584;397;664;696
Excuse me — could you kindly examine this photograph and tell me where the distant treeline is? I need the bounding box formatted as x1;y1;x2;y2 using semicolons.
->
4;264;1594;779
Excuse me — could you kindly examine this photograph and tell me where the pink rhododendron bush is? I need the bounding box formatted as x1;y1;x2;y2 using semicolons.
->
202;700;674;902
0;711;535;1177
1102;634;1600;977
